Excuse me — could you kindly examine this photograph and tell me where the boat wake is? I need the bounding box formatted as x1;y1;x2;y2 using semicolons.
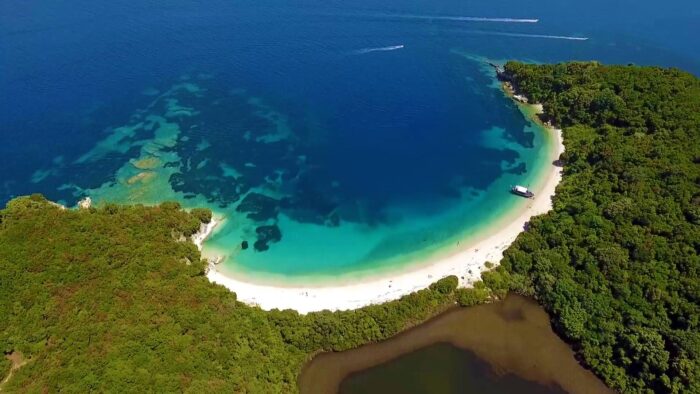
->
465;30;589;41
354;45;405;54
380;14;539;23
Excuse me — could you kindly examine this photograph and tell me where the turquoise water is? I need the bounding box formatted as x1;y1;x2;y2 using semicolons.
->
42;60;552;280
2;0;698;281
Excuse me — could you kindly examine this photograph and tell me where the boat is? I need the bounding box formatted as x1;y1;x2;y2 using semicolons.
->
512;94;529;103
511;185;534;198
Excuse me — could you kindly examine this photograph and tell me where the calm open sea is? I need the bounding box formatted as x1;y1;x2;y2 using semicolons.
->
2;0;698;279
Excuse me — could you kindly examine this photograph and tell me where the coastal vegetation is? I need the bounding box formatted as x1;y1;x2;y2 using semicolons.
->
0;195;474;392
0;356;10;384
1;62;698;393
490;62;700;393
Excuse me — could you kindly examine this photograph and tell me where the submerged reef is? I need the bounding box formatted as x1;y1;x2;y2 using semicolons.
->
28;71;533;257
254;225;282;252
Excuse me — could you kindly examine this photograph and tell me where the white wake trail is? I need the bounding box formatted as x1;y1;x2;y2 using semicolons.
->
467;30;589;41
355;45;405;54
383;14;539;23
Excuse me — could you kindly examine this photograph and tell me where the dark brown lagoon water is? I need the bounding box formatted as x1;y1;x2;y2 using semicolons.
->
299;295;612;394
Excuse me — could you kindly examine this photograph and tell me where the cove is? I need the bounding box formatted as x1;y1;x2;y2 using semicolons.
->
299;295;612;394
3;0;700;286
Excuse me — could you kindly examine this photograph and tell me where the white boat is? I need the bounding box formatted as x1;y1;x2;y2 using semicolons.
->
511;185;534;198
512;94;529;103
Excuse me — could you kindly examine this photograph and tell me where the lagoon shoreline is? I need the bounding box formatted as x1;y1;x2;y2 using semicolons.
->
198;98;565;314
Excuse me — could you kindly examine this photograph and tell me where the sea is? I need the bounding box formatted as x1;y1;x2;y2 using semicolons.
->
2;0;698;282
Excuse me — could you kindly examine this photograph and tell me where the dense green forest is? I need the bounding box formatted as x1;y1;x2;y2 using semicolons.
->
0;195;478;392
485;62;700;393
2;62;699;393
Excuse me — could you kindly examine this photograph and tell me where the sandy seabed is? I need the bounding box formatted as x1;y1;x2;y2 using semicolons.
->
196;113;564;314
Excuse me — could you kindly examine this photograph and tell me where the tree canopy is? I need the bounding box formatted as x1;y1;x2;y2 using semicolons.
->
491;62;700;393
0;195;476;392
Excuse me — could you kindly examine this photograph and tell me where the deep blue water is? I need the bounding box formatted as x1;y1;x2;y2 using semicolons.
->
2;0;698;278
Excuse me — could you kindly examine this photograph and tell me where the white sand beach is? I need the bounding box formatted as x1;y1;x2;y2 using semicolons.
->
196;112;564;314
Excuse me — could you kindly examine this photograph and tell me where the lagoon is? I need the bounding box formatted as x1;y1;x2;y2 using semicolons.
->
299;295;612;394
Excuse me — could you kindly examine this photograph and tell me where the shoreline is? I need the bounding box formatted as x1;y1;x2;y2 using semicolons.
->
197;99;564;313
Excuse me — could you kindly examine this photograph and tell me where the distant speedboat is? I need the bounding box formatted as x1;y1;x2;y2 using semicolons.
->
511;185;534;198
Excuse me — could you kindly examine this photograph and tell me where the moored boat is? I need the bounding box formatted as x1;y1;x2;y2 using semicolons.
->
511;185;534;198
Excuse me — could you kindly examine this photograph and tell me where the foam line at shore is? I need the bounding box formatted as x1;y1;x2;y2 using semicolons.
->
355;45;404;54
464;30;589;41
193;219;219;250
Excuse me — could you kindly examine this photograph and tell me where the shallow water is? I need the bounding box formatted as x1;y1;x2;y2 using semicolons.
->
299;295;612;394
2;0;698;280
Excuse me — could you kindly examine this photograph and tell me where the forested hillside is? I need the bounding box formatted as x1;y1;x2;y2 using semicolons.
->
487;62;700;393
0;195;470;392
